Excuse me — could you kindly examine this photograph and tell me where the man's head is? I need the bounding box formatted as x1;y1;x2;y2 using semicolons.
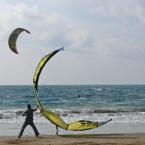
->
27;104;31;109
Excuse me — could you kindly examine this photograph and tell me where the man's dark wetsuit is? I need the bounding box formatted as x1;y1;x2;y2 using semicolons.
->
18;106;39;138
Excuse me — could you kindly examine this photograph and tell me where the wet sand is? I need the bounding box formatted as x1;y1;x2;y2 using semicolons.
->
0;133;145;145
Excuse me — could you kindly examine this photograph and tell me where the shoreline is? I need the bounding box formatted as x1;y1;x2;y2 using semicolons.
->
0;133;145;145
0;122;145;136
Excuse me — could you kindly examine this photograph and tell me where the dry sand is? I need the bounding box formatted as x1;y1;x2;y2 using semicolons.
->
0;134;145;145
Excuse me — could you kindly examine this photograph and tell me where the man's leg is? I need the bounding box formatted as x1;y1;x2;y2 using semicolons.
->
18;122;27;138
56;126;58;135
29;122;39;137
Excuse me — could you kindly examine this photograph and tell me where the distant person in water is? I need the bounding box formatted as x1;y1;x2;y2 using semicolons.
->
77;95;81;98
18;104;39;138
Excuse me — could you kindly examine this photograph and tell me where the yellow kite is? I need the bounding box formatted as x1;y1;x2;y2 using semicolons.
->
33;48;112;135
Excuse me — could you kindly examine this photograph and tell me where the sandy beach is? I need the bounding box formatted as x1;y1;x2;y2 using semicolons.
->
0;134;144;145
0;120;145;145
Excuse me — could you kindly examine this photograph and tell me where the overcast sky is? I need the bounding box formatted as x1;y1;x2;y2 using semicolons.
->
1;0;145;85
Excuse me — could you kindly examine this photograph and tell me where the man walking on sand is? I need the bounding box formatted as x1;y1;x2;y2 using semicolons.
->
18;104;39;138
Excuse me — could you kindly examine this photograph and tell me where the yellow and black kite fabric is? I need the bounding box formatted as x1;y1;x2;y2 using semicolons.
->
33;47;64;92
68;119;112;131
33;87;68;130
33;48;112;131
8;28;30;54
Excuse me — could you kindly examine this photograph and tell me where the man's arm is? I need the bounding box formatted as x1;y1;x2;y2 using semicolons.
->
22;111;26;116
33;105;39;111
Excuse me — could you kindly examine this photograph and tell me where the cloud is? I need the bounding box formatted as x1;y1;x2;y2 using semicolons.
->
0;2;38;29
1;0;145;84
1;0;144;59
89;0;145;18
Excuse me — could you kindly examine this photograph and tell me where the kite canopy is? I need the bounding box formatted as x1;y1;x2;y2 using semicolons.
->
33;48;112;131
8;28;30;54
33;47;64;92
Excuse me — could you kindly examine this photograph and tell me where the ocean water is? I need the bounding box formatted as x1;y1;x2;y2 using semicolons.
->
0;85;145;126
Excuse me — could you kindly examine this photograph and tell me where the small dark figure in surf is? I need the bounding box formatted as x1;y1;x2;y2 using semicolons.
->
77;95;81;98
18;104;39;138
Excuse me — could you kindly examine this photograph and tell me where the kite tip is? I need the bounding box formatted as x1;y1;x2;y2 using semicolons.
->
15;50;19;54
12;49;19;54
24;29;31;34
27;30;31;34
60;47;64;51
